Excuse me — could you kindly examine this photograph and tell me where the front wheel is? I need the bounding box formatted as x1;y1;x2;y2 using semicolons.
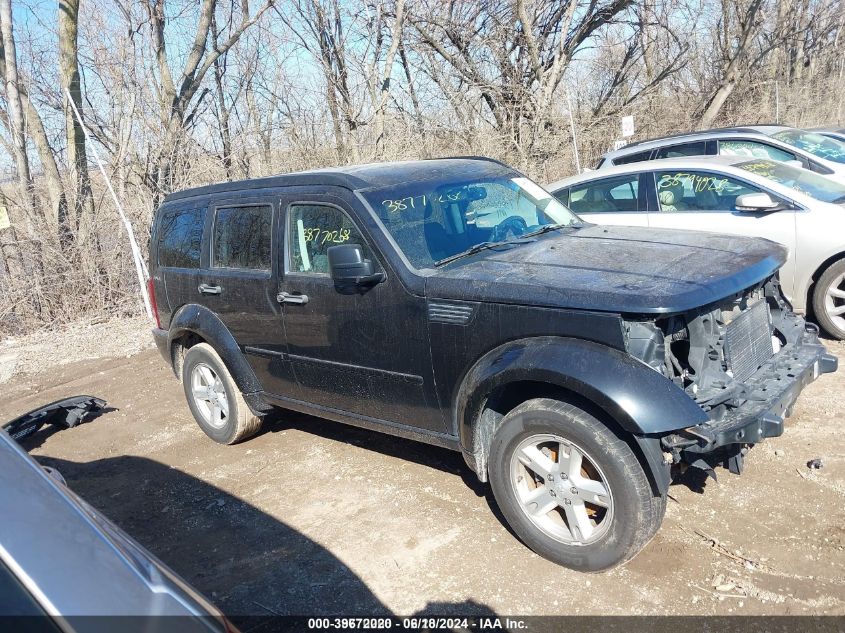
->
812;259;845;340
488;398;665;571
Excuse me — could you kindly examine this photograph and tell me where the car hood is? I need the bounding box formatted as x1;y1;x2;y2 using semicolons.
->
425;225;787;314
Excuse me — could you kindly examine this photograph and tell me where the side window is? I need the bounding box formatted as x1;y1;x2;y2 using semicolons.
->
654;170;762;212
567;174;640;214
158;206;205;268
213;205;272;270
808;160;834;175
719;140;796;162
288;204;370;274
655;141;707;159
613;150;651;165
551;187;569;205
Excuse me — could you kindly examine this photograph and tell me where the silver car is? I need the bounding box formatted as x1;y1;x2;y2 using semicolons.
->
547;156;845;339
0;397;230;631
813;125;845;144
596;126;845;184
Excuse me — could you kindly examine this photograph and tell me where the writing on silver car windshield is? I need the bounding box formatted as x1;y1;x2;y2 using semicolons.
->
737;159;845;204
361;173;579;268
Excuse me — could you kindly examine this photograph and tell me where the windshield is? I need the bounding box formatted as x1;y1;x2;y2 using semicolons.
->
736;159;845;203
360;172;580;268
772;130;845;164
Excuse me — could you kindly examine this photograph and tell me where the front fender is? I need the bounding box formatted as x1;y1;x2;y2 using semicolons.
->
168;304;263;395
456;336;708;451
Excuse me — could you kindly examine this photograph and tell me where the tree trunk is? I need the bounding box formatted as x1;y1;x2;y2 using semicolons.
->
0;0;34;215
59;0;94;237
210;14;234;180
697;0;764;128
698;80;737;128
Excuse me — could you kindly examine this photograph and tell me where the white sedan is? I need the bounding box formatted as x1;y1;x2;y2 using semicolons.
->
547;156;845;339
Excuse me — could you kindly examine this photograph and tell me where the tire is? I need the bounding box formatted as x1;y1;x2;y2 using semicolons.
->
812;259;845;340
182;343;263;444
488;398;665;572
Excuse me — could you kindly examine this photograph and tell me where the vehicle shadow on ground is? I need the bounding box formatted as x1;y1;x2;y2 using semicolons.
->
29;445;500;628
257;409;519;537
259;410;714;528
260;409;487;494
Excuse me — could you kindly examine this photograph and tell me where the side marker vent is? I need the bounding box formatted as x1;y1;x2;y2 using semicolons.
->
428;302;475;325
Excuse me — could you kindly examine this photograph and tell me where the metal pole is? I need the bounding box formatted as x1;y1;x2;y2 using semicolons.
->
565;89;582;174
64;88;152;319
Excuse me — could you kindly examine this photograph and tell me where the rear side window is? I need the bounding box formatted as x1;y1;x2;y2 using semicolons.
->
157;206;205;268
613;150;652;165
213;205;272;270
655;141;707;159
567;174;641;214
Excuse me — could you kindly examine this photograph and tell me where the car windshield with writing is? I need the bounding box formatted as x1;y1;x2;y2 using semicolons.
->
772;130;845;164
736;159;845;204
359;174;580;268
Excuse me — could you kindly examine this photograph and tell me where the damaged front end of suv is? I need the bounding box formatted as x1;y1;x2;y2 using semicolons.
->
625;275;838;479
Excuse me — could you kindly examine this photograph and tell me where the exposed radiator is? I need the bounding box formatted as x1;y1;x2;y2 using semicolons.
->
724;300;774;382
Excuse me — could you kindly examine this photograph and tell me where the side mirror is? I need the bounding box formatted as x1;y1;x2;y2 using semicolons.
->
327;244;385;289
734;192;782;213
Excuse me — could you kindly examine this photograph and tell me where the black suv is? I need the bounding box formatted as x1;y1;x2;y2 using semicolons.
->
149;158;837;571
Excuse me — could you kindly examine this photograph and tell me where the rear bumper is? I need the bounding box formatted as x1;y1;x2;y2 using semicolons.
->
152;328;170;366
662;325;837;457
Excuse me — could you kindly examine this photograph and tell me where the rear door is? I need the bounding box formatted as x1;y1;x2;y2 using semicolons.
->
645;169;799;298
197;195;297;397
554;173;649;226
154;202;207;326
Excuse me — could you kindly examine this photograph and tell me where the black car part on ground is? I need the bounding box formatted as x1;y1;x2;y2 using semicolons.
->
2;396;106;442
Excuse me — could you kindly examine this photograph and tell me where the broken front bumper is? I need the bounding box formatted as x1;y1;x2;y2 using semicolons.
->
662;324;838;460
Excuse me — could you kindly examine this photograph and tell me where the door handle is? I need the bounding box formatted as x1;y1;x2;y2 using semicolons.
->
198;283;222;295
277;291;309;305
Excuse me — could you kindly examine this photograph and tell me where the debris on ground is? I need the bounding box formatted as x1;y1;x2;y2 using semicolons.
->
807;458;824;469
0;316;153;383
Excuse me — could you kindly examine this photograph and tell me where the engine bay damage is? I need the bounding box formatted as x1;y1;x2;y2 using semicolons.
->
624;276;837;478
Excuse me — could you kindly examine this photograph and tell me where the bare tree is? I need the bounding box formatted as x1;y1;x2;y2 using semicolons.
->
409;0;635;153
696;0;766;127
143;0;275;198
59;0;93;234
362;0;405;157
0;0;33;215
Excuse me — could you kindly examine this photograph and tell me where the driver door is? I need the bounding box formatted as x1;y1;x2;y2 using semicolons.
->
276;195;446;433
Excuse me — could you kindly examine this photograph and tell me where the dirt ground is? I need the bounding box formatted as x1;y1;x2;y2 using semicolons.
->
0;320;843;618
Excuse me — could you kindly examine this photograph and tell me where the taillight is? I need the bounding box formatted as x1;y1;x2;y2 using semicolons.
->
147;277;161;329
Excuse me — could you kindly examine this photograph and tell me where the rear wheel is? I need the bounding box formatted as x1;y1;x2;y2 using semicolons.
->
813;259;845;340
488;398;665;572
182;343;263;444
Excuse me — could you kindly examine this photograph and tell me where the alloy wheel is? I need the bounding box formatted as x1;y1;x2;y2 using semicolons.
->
190;363;229;429
510;433;614;545
824;271;845;332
